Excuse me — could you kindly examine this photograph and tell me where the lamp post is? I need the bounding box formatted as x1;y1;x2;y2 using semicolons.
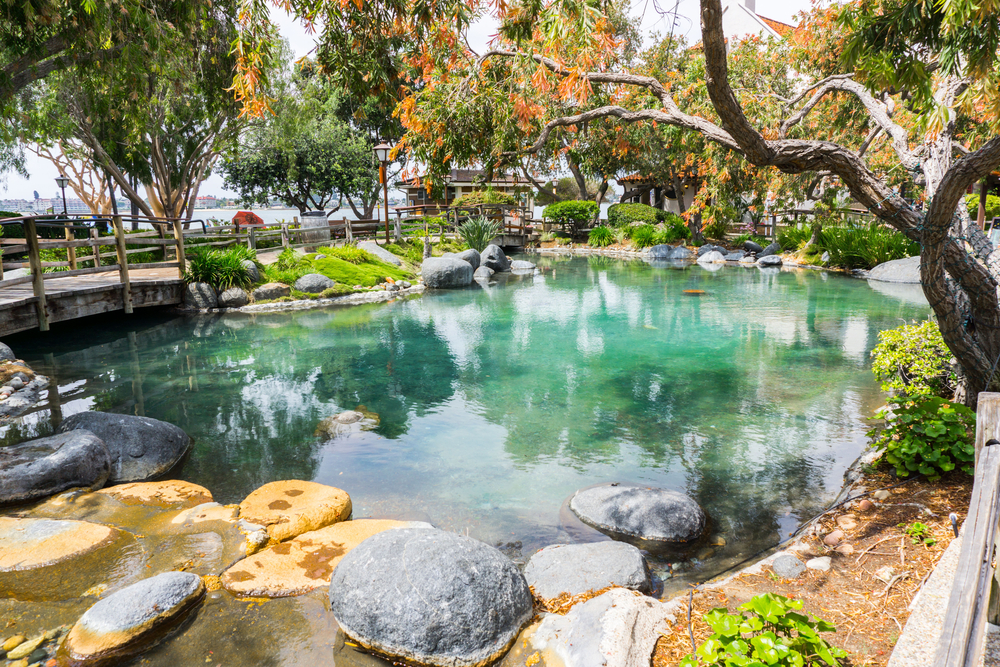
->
55;174;69;215
373;142;393;244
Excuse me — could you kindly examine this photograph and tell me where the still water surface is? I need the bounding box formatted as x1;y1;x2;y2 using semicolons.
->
3;255;930;589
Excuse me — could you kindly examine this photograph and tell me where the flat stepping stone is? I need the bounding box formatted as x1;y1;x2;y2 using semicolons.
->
60;571;205;665
60;411;190;483
329;527;533;667
97;480;213;509
771;554;806;579
239;480;352;542
524;542;650;605
222;519;416;597
569;483;706;547
0;430;110;505
358;241;403;266
0;517;118;571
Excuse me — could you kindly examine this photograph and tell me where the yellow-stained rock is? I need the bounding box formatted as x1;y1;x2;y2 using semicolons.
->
0;517;117;571
97;480;213;509
170;502;238;526
5;633;44;660
238;480;351;542
221;519;409;597
2;635;25;651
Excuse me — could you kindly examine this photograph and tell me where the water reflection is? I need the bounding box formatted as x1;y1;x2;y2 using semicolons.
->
2;257;929;589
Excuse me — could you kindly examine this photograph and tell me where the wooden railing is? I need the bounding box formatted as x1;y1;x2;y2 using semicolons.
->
934;392;1000;667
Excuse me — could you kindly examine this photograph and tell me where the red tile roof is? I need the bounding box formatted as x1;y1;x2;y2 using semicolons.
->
758;15;794;37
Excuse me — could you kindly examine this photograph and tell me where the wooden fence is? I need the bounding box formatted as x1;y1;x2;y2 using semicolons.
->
933;392;1000;666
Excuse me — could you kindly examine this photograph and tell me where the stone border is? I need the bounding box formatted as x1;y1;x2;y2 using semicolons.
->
0;372;49;421
180;284;427;315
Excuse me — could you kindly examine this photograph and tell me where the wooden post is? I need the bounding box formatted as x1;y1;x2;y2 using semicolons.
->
90;228;100;268
112;215;133;314
24;218;49;332
172;219;186;277
248;226;257;250
281;223;289;248
975;392;1000;468
65;222;77;270
345;217;353;243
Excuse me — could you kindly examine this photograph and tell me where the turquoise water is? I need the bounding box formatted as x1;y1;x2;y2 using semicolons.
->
2;255;929;590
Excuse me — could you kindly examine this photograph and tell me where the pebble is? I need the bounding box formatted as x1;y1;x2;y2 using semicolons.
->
10;377;24;390
3;636;25;652
873;490;891;501
8;659;27;667
27;647;47;663
836;514;858;531
875;565;895;584
834;544;855;555
7;635;44;660
857;499;874;512
0;386;13;395
823;529;844;546
806;556;832;572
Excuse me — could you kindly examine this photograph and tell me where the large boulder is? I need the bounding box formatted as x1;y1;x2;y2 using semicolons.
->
481;244;510;272
868;255;920;284
500;588;672;667
239;480;352;542
454;249;481;271
422;257;474;288
252;282;291;301
0;342;14;361
242;260;261;283
757;255;783;267
295;273;335;293
222;519;418;597
183;282;217;309
647;245;692;261
569;483;706;547
0;430;110;505
359;241;403;267
524;542;650;605
696;250;726;264
697;244;726;256
724;250;745;261
743;240;764;253
60;412;191;483
60;571;205;666
217;287;249;308
0;517;119;571
758;241;781;258
329;527;533;667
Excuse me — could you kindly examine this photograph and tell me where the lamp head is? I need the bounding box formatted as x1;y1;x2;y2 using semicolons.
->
55;174;69;190
373;142;392;163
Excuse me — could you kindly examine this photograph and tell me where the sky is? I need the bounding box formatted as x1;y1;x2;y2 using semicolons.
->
3;0;812;202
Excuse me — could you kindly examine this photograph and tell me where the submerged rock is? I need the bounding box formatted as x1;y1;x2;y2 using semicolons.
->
60;412;190;483
329;527;533;667
0;517;119;571
481;244;510;272
569;483;706;547
510;260;536;272
524;542;650;605
252;282;291;301
0;430;110;505
647;245;692;261
222;519;418;597
183;282;217;309
60;571;205;666
239;480;352;542
96;480;213;509
473;266;495;281
697;250;726;264
421;257;474;288
294;273;335;293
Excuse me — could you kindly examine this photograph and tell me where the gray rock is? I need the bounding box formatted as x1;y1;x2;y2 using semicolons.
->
0;430;111;505
398;281;411;289
294;273;335;293
359;241;403;267
0;375;49;419
743;240;764;253
61;571;205;665
456;249;481;271
697;250;726;264
514;588;671;667
0;342;13;361
821;251;831;263
474;266;495;281
314;254;327;260
1;267;29;281
421;257;474;289
510;260;536;272
217;287;249;308
329;527;533;667
757;255;783;267
183;282;217;309
758;241;781;258
242;260;261;283
252;282;291;301
481;244;510;272
647;244;692;260
806;556;832;572
569;483;706;547
868;255;920;284
524;542;650;603
739;255;757;265
60;412;190;483
10;377;23;390
697;244;726;256
724;251;745;261
772;554;806;578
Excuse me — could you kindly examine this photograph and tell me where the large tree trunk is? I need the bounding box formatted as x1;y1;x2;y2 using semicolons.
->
566;154;589;200
592;179;608;226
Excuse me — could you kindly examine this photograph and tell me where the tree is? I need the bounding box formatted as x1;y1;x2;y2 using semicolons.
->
29;140;116;214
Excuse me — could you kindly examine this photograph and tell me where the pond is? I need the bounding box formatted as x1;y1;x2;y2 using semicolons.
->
2;255;929;593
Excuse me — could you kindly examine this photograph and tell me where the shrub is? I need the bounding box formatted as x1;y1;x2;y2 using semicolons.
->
607;202;663;227
819;222;918;269
871;320;957;398
319;244;376;265
965;193;1000;222
870;396;975;479
681;593;847;667
457;215;503;252
702;216;730;240
777;224;814;251
588;225;614;247
662;212;691;241
631;225;658;248
184;247;255;290
451;188;518;207
543;200;599;231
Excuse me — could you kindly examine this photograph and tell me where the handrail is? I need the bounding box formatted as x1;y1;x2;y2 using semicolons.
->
934;391;1000;667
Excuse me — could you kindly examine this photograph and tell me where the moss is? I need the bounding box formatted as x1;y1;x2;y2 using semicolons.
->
310;255;414;287
319;285;361;298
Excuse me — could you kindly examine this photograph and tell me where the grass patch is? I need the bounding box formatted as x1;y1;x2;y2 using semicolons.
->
311;255;413;287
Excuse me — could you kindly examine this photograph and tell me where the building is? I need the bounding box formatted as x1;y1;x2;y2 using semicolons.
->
618;174;699;217
720;0;794;42
397;169;534;212
195;195;217;209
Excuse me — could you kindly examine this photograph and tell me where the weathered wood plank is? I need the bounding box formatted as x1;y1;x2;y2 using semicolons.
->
24;218;49;332
975;392;1000;466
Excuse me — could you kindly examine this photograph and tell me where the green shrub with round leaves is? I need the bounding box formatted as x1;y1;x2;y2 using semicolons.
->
870;395;975;479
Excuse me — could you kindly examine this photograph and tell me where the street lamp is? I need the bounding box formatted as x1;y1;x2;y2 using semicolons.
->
55;174;69;215
373;142;393;243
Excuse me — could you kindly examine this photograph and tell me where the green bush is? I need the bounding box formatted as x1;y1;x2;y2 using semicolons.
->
681;593;847;667
543;200;599;230
777;224;814;251
607;202;664;227
184;247;255;290
451;188;518;207
966;193;1000;222
871;320;957;398
588;225;614;247
319;244;376;265
870;396;975;479
631;225;658;248
702;216;730;240
819;222;918;269
457;215;503;252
